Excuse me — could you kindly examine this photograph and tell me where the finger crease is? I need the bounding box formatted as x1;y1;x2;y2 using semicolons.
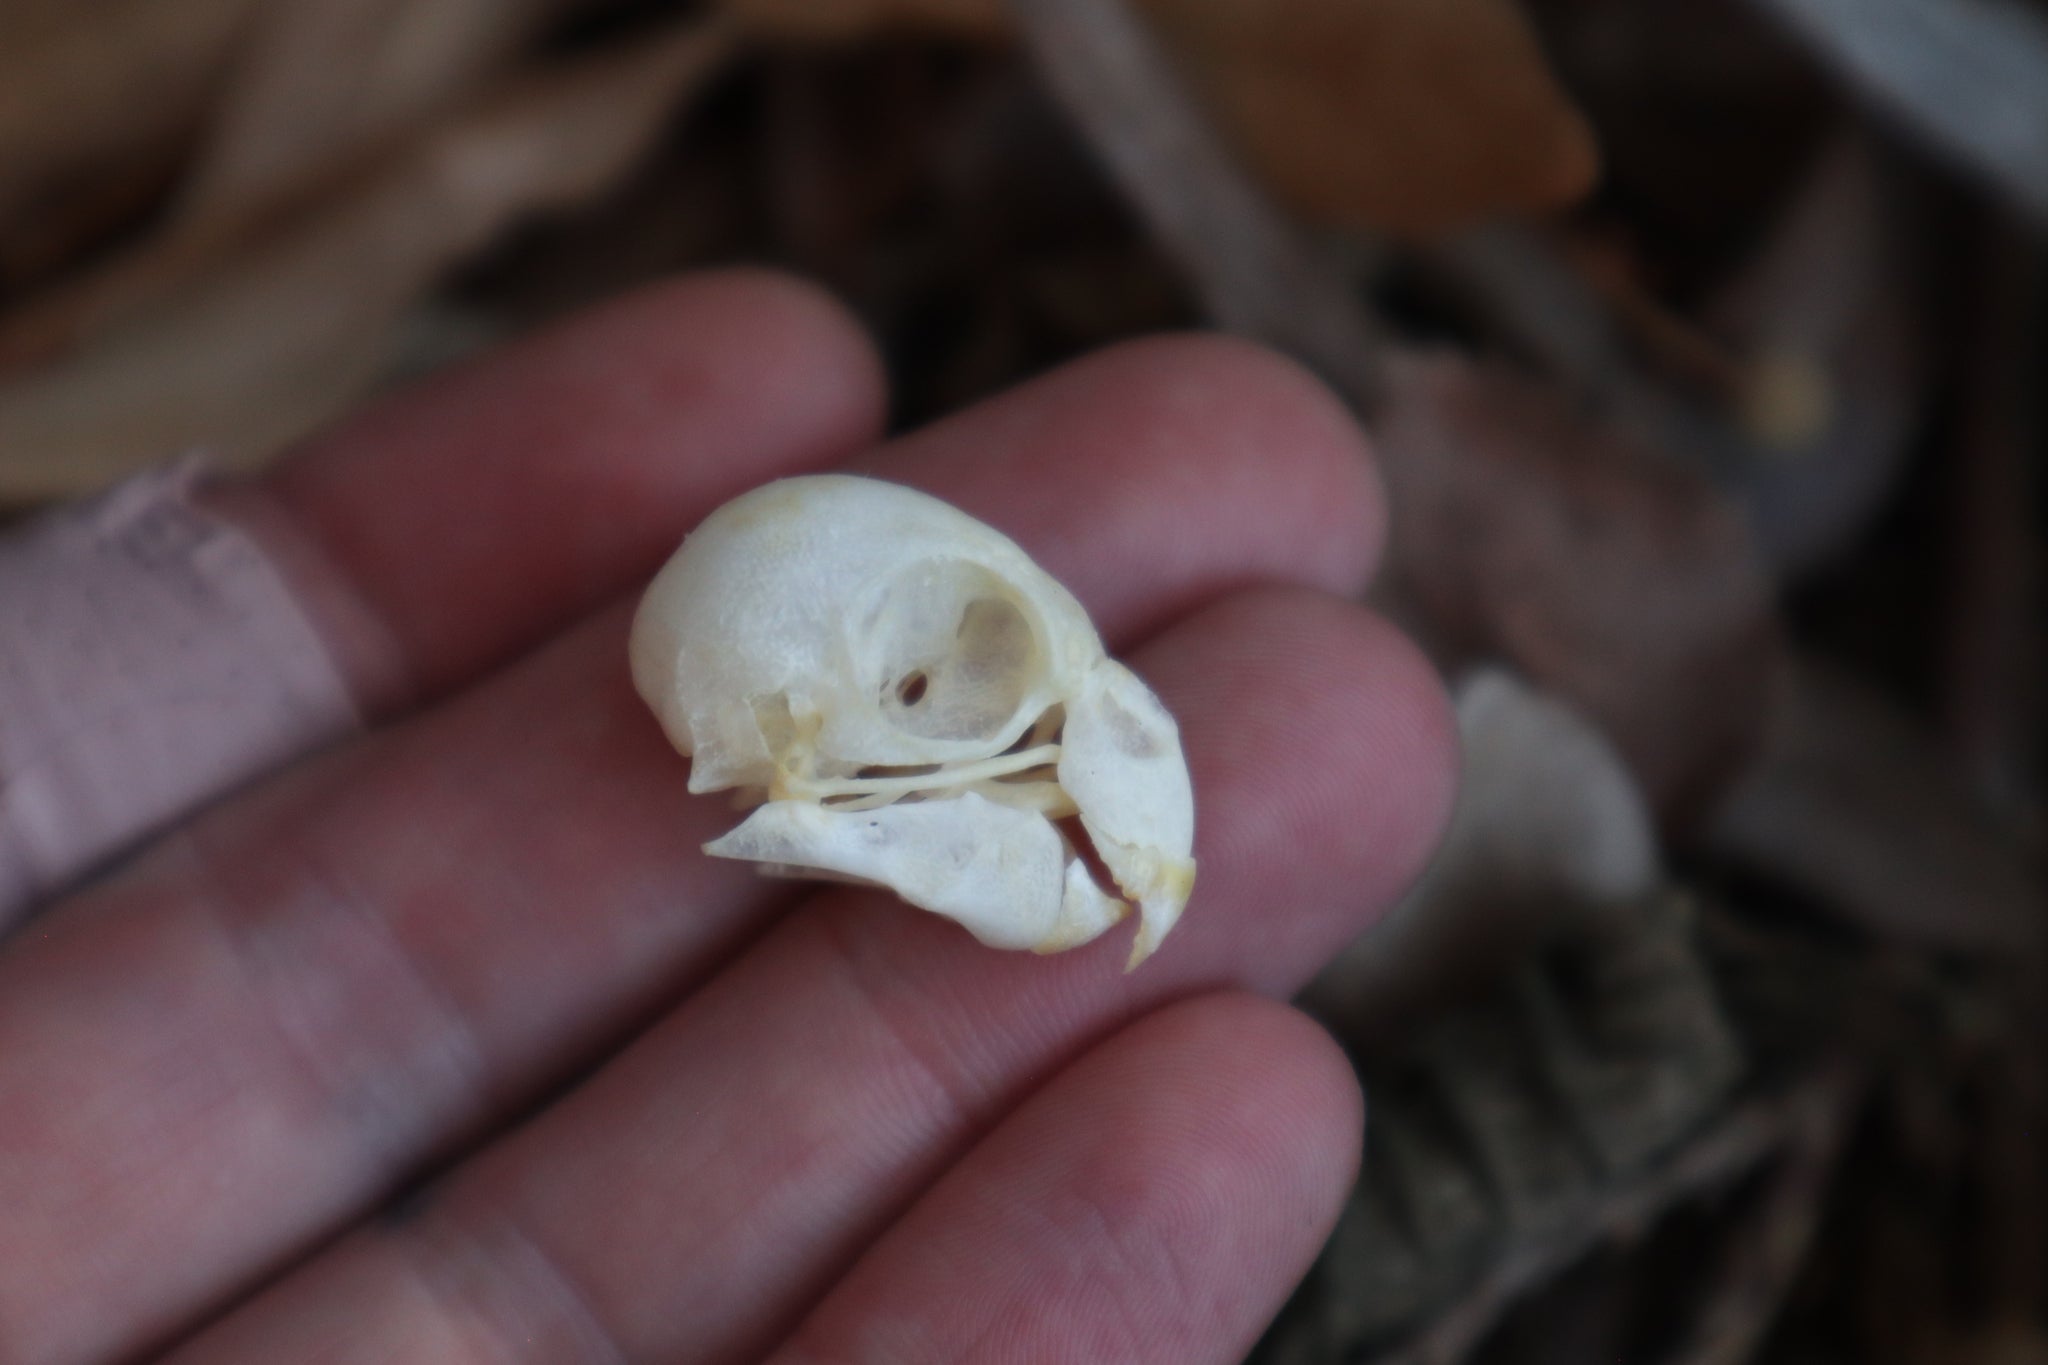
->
813;910;989;1143
180;819;494;1171
403;1205;630;1365
1019;1180;1189;1355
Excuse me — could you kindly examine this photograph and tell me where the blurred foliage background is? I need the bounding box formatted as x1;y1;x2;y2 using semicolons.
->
2;0;2043;1361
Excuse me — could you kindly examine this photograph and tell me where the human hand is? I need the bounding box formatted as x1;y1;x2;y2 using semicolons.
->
0;271;1454;1365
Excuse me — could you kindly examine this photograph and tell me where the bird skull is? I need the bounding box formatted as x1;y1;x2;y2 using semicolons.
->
629;475;1195;967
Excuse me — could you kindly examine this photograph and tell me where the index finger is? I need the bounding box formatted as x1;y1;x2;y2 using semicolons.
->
0;270;882;931
227;268;886;714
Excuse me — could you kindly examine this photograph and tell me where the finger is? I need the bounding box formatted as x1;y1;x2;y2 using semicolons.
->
219;268;887;713
0;338;1388;1365
849;331;1386;641
0;271;880;926
769;994;1362;1365
161;587;1454;1365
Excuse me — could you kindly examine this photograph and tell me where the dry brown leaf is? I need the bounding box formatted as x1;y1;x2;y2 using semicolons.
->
1376;352;1781;819
730;0;1599;233
0;0;584;367
0;0;259;246
173;0;574;231
1146;0;1599;235
0;19;737;501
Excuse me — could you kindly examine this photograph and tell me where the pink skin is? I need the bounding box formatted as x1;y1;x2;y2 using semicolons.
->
0;269;1455;1365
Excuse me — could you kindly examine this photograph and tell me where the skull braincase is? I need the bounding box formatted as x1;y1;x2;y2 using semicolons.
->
629;475;1195;967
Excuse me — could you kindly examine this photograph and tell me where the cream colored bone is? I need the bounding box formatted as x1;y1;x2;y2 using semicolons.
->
629;475;1195;967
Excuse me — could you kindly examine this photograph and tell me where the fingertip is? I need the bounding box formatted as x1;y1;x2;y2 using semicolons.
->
1092;332;1385;593
1122;992;1365;1197
772;991;1365;1365
1323;605;1461;916
876;331;1384;641
611;268;889;458
769;990;1368;1365
1140;587;1458;986
1045;996;1367;1355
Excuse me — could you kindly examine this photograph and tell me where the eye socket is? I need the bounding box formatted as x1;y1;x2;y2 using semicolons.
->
863;559;1045;743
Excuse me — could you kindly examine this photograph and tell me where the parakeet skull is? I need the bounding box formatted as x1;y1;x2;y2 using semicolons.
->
629;475;1195;967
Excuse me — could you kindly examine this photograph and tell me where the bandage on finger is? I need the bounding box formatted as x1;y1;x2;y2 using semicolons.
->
0;458;361;926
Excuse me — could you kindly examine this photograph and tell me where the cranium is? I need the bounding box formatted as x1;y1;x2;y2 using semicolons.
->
630;475;1196;967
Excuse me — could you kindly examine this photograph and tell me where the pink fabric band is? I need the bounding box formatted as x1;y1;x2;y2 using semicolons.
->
0;458;359;923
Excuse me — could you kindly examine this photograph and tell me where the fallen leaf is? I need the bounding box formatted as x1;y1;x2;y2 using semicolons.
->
172;0;573;231
0;19;738;500
0;0;259;255
0;0;581;368
1303;666;1662;1040
1413;668;1664;910
1148;0;1599;234
1376;352;1782;819
730;0;1600;233
1305;886;1751;1352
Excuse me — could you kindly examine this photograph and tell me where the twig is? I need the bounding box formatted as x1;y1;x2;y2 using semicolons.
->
1423;224;1647;402
1000;0;1387;412
1370;1068;1863;1365
1745;0;2048;221
1661;1065;1863;1365
1418;223;1759;490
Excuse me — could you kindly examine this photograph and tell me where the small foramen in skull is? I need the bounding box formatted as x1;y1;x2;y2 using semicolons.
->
629;475;1197;968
